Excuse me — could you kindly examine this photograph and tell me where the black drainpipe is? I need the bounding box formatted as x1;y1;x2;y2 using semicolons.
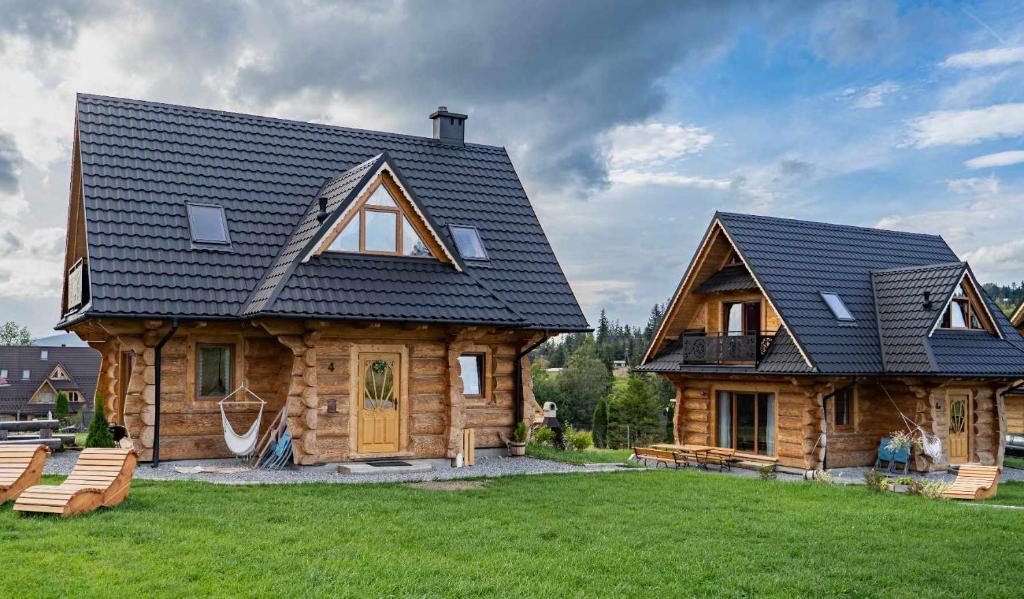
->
819;378;859;471
514;331;551;424
151;318;179;468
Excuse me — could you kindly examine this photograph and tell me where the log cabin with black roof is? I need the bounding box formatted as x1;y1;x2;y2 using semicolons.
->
57;94;588;464
638;212;1024;472
0;346;100;421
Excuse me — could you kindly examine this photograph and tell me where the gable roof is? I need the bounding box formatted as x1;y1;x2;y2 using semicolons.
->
0;346;100;416
59;94;588;332
641;212;1024;377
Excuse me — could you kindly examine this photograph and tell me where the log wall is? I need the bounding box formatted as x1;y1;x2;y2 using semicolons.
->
73;319;533;463
662;374;1008;471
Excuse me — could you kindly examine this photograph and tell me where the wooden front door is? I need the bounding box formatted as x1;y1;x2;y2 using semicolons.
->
357;353;401;453
947;393;971;464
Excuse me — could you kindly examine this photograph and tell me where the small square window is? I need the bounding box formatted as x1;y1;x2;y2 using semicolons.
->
820;292;854;321
22;370;30;380
187;203;231;244
0;369;7;378
458;354;484;397
40;350;48;360
450;225;487;260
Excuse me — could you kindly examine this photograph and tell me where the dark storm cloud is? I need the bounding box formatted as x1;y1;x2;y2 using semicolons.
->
118;0;806;193
0;0;115;49
0;133;21;193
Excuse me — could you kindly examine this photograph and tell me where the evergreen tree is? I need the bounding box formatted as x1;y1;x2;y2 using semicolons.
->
605;375;663;449
85;396;115;448
592;396;609;448
557;338;611;428
54;392;69;426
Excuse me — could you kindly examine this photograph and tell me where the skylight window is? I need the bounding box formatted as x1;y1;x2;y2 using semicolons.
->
187;203;230;244
820;292;854;321
450;225;487;260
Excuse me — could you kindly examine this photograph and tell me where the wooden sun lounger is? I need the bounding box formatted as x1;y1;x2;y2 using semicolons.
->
0;444;51;504
941;464;1001;501
14;448;138;517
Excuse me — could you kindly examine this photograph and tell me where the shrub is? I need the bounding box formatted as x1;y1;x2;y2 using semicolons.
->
592;397;608;448
512;421;528;443
863;469;890;492
566;428;593;452
921;480;950;500
54;392;69;425
84;396;115;448
530;426;554;447
812;469;839;485
757;465;776;481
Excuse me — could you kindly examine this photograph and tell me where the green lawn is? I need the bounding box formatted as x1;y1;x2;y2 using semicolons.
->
1004;455;1024;470
2;472;1023;597
983;481;1024;507
525;443;634;464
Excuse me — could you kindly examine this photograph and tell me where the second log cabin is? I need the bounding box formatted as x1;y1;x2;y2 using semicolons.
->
638;212;1024;471
56;95;589;464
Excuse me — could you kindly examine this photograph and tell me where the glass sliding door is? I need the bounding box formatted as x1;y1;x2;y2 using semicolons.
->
716;392;733;449
715;391;776;456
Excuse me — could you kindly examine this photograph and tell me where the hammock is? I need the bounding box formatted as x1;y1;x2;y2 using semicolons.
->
877;383;943;461
219;387;266;458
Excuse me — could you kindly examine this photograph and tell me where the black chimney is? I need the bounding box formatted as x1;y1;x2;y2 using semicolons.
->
429;106;467;145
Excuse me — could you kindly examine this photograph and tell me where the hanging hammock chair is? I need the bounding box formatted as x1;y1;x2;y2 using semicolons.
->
219;386;266;458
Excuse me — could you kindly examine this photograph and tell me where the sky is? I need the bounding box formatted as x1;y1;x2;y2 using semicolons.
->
3;0;1024;336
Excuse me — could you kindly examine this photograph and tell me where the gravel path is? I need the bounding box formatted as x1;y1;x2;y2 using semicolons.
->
43;450;593;485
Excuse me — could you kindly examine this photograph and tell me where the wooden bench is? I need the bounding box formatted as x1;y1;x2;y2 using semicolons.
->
0;444;50;504
941;464;1000;501
14;448;138;517
633;447;688;469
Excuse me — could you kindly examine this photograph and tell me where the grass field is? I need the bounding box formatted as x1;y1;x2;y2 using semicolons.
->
525;444;634;464
1004;455;1024;470
2;471;1023;597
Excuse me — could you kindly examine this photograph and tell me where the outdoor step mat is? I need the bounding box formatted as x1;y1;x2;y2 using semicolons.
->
366;460;413;467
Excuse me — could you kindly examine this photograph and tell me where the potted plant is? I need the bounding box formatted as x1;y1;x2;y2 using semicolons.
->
509;422;528;457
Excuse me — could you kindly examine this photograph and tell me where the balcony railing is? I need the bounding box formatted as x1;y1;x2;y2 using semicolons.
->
679;331;776;366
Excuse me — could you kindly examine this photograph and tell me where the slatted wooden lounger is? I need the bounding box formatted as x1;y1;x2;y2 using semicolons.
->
941;464;1001;501
14;448;138;517
0;444;51;504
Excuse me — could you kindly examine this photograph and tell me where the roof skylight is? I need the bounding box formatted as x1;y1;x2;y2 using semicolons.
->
450;225;487;260
187;203;230;244
820;292;854;321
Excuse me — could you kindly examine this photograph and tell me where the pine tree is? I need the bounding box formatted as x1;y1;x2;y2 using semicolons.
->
54;392;69;426
592;396;609;448
85;396;116;448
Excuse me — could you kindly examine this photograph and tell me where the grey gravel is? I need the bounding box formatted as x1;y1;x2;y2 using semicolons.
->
43;450;592;485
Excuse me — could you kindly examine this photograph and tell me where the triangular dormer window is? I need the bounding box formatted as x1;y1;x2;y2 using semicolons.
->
321;174;433;259
937;274;997;334
49;365;69;380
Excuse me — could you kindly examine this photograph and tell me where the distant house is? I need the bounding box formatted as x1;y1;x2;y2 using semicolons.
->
56;95;587;463
639;212;1024;471
0;346;100;421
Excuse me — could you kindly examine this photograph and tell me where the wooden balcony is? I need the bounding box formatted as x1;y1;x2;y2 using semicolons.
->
679;332;776;366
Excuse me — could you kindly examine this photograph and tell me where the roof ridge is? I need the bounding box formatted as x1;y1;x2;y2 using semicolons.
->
871;261;965;275
716;211;947;241
76;93;506;152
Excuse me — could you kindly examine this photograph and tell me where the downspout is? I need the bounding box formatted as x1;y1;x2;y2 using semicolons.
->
514;331;551;424
151;318;179;468
818;378;859;471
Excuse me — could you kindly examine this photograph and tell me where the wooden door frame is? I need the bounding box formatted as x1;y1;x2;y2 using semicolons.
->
946;389;973;464
348;343;411;459
709;382;780;457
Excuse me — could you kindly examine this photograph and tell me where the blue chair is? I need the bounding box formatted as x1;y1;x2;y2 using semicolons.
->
874;436;910;475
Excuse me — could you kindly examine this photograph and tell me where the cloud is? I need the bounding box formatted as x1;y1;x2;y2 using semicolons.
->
0;133;20;192
608;170;732;189
946;177;999;195
605;122;714;170
965;150;1024;169
0;226;65;299
940;46;1024;69
852;81;900;109
907;103;1024;147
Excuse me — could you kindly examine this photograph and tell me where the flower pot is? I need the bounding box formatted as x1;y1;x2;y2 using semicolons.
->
892;484;910;494
509;442;526;457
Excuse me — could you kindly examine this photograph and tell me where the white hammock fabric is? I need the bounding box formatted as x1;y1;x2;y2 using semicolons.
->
219;386;266;458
